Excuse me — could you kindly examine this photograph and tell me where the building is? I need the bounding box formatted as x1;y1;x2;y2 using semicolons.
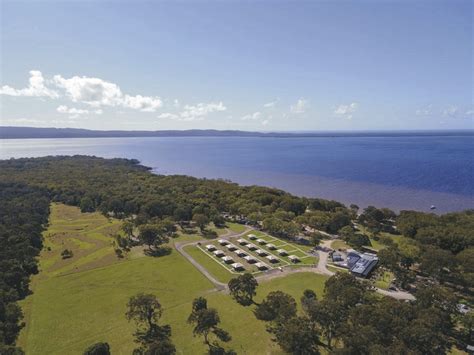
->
332;252;343;262
266;255;279;263
346;250;378;278
218;239;229;246
256;238;267;245
255;262;269;270
277;249;288;256
234;249;247;257
256;249;268;256
243;255;257;264
231;263;244;271
213;250;225;257
222;256;234;264
247;243;257;251
288;255;300;263
226;244;237;251
266;243;276;250
205;244;216;251
237;238;247;245
248;234;257;240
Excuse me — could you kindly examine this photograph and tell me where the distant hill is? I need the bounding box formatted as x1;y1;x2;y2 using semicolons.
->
0;126;473;139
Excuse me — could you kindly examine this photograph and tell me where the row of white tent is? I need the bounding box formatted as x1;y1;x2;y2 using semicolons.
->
206;237;300;271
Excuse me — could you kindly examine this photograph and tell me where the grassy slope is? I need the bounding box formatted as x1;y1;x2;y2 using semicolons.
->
19;204;329;354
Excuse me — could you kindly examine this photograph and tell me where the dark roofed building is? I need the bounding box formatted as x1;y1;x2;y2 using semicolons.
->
349;251;378;278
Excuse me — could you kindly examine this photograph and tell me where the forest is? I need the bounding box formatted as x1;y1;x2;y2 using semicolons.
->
0;156;472;354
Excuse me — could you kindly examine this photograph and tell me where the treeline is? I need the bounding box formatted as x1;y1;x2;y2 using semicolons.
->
1;156;473;353
227;272;460;355
0;156;352;240
0;183;50;354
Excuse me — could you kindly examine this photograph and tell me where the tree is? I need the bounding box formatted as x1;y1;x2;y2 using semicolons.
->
254;291;297;322
193;214;210;232
228;273;258;306
345;233;370;249
139;225;160;250
378;246;400;271
213;215;226;228
270;316;321;354
122;220;135;239
83;342;110;355
138;224;170;254
324;273;369;308
126;293;174;351
80;196;95;213
419;246;455;282
338;225;355;239
188;297;233;353
142;339;176;355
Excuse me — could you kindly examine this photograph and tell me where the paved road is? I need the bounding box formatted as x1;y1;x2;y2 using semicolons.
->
175;230;415;301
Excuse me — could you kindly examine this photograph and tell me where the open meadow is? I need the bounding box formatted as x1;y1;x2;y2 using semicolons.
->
19;204;328;354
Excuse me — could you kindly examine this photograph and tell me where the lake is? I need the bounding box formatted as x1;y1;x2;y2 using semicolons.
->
1;134;473;213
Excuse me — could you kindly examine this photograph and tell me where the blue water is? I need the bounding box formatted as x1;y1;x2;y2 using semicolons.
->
1;135;473;213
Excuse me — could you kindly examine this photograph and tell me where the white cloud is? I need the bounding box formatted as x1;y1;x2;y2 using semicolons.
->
334;102;358;119
158;112;179;120
0;70;59;98
465;110;474;117
261;119;270;126
53;74;163;112
56;105;102;119
2;118;43;124
158;102;227;121
442;105;459;117
241;111;262;120
415;105;433;116
290;98;309;114
263;100;277;108
122;94;162;112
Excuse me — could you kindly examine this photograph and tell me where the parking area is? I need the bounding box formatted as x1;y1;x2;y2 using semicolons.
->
195;230;317;275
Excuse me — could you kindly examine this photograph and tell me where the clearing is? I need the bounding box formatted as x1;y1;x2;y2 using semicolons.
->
19;204;328;354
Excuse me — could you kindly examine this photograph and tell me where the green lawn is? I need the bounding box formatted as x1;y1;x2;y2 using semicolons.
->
225;222;247;233
374;270;395;290
184;244;235;283
19;204;329;354
331;239;350;250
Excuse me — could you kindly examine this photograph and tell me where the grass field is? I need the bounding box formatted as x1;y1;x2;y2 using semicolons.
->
19;204;329;354
374;270;395;290
331;239;350;250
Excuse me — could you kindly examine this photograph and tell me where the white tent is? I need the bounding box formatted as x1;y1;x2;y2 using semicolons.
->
231;262;244;271
266;255;279;263
213;250;225;257
243;255;257;263
255;262;268;270
289;255;300;263
235;249;247;257
256;249;267;256
222;256;234;264
247;244;257;250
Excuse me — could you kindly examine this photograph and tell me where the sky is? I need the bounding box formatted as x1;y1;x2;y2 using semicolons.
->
0;0;473;131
